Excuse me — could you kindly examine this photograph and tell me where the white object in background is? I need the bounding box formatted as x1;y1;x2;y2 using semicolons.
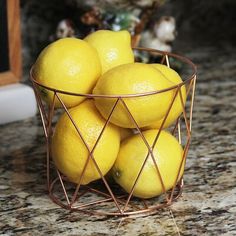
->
140;16;176;52
154;16;176;43
0;83;37;125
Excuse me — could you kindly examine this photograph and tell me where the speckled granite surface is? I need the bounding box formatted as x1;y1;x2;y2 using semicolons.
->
1;45;236;235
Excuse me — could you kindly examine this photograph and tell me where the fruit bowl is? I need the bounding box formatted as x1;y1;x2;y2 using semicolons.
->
30;47;197;217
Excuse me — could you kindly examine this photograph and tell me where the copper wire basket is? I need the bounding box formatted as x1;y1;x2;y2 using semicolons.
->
30;47;197;217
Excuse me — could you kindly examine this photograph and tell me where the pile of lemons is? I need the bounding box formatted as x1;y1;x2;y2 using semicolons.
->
33;30;186;199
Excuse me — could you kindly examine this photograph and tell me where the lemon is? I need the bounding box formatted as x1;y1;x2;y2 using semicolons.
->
112;129;184;199
93;63;174;128
84;30;134;74
33;38;101;108
51;99;120;185
145;64;186;129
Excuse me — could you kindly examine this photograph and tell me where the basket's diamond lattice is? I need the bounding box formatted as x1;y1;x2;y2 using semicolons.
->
31;48;197;216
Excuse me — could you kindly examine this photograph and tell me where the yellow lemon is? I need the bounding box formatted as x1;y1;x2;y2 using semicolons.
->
33;38;101;108
112;129;184;199
84;30;134;74
51;99;120;185
93;63;174;128
145;64;186;129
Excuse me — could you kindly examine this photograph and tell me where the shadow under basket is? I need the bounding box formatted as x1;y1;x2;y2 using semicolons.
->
30;47;197;217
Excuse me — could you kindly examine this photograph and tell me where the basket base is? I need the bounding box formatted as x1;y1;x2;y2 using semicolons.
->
48;176;184;217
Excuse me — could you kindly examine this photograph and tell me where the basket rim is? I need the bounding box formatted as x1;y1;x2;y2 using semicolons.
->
29;47;197;99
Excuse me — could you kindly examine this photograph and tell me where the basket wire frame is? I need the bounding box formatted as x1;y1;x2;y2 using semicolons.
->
30;47;197;216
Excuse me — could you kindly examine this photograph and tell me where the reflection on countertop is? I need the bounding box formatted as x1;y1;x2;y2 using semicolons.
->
0;45;236;235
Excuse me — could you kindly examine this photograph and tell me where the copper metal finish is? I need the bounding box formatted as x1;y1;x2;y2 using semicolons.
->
30;47;197;217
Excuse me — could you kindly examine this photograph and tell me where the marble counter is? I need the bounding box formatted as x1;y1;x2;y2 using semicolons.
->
1;45;236;235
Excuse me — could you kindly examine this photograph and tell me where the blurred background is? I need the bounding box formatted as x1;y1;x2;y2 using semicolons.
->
20;0;236;80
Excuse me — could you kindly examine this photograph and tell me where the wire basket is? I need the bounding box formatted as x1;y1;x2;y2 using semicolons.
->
30;47;197;217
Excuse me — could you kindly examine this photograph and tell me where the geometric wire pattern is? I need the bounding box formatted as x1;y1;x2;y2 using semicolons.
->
30;47;197;217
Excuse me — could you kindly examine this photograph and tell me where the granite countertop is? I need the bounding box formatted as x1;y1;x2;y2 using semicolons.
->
1;45;236;235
